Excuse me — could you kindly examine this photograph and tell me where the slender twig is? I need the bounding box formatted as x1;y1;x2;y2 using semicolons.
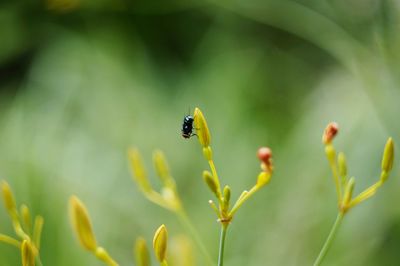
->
313;212;344;266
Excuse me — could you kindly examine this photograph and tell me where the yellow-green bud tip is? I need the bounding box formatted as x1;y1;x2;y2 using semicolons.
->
223;186;231;203
338;152;347;178
1;180;16;214
342;177;355;209
68;195;97;252
322;122;339;144
153;224;168;263
128;148;152;192
203;171;219;198
194;108;211;148
135;237;150;266
153;150;170;180
381;137;394;174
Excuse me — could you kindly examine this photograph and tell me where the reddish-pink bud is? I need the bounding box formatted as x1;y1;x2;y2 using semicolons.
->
322;122;339;144
258;147;271;163
257;147;273;173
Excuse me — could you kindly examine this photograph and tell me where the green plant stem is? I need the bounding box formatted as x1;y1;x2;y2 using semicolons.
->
218;225;228;266
177;210;214;265
313;212;344;266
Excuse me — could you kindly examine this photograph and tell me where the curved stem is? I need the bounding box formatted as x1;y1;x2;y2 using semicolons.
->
229;185;259;217
218;225;228;266
0;234;21;248
313;212;344;266
177;210;215;265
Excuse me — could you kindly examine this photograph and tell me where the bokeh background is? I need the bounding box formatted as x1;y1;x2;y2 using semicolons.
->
1;0;400;265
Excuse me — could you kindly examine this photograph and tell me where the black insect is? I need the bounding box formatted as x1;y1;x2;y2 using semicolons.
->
181;115;195;139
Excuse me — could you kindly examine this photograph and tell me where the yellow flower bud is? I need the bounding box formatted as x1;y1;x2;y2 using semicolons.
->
69;196;97;252
153;150;170;182
21;240;35;266
222;185;231;213
20;205;31;234
194;108;211;148
1;181;16;215
256;172;271;187
135;237;150;266
128;149;153;192
153;224;168;263
223;185;231;204
203;171;219;198
338;152;347;178
341;177;355;213
381;137;394;174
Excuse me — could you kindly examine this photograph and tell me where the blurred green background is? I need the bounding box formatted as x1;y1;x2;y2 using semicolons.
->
1;0;400;265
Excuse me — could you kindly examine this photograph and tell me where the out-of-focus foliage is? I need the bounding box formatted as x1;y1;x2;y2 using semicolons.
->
0;0;400;265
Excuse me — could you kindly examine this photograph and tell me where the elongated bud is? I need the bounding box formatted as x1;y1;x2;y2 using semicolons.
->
194;108;211;147
338;152;347;178
223;186;231;203
257;147;273;173
153;150;170;181
21;240;35;266
33;216;44;250
69;196;97;251
21;205;31;234
222;186;231;213
128;149;152;192
203;171;219;198
342;177;355;213
256;172;271;187
135;237;150;266
153;224;168;263
1;181;16;215
322;122;339;144
381;137;394;174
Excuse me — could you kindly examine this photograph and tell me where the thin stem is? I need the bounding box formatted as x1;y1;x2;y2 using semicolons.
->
161;260;169;266
208;160;222;202
177;210;215;265
95;247;119;266
313;212;344;266
218;225;228;266
229;185;259;217
0;234;21;248
328;160;342;205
